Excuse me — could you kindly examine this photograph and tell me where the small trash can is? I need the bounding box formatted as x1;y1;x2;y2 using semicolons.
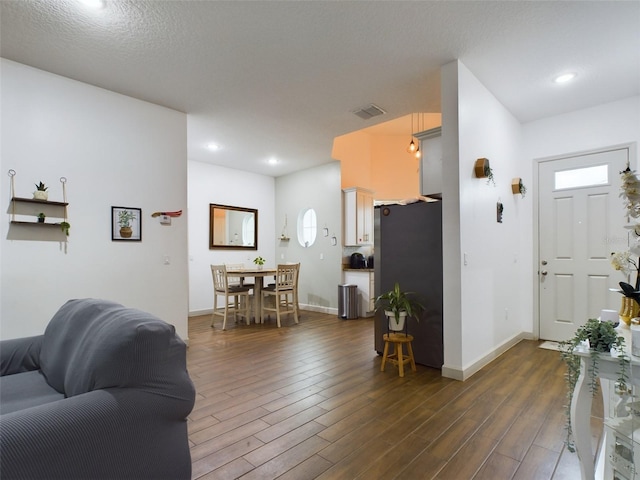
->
338;284;358;319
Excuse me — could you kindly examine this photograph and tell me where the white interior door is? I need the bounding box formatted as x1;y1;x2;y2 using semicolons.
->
538;147;630;341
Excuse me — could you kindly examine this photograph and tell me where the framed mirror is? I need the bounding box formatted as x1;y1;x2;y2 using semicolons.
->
209;204;258;250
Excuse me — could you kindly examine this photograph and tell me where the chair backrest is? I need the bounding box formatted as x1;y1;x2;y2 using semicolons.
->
274;263;299;291
211;264;230;292
225;263;244;287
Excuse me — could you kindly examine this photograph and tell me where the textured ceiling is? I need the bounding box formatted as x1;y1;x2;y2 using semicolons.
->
1;0;639;176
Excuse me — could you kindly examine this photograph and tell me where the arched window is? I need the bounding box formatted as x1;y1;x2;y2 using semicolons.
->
297;208;317;248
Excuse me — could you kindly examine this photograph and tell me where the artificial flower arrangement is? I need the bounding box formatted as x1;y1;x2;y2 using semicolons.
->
610;167;640;320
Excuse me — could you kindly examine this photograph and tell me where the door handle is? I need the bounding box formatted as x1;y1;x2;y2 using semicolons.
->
541;270;548;276
541;260;548;265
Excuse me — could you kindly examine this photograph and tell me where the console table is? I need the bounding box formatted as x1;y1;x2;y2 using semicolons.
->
570;327;640;479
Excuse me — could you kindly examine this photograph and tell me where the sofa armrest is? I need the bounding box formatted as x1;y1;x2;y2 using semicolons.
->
0;335;43;376
0;388;193;480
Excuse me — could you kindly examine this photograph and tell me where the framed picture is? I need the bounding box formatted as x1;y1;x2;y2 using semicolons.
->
112;206;142;241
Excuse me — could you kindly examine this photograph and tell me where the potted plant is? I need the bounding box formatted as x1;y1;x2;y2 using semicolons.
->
118;210;136;238
511;178;526;198
37;212;46;223
253;256;266;270
33;181;48;201
559;318;629;451
474;158;496;186
60;221;70;236
375;282;424;332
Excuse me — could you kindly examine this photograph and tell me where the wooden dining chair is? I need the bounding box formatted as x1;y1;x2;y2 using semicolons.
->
261;263;300;328
225;263;255;290
210;264;251;330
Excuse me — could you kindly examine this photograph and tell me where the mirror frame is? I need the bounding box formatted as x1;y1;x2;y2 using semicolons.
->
209;204;258;250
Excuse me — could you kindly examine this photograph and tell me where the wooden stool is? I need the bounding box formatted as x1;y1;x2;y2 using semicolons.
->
381;333;416;377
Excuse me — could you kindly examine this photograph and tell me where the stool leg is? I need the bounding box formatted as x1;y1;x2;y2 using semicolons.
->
407;341;416;372
397;342;405;377
381;340;389;372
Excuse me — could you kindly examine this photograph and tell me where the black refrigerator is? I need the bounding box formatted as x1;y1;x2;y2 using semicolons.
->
374;201;443;369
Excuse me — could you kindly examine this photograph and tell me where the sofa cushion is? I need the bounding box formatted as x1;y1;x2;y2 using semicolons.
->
0;370;64;414
40;298;183;397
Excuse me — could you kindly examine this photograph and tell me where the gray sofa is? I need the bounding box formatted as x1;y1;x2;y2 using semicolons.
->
0;298;195;480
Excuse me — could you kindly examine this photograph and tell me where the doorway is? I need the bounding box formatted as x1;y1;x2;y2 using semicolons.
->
537;145;631;341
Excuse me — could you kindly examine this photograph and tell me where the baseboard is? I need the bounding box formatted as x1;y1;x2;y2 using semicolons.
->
441;332;528;381
189;309;213;317
299;303;339;316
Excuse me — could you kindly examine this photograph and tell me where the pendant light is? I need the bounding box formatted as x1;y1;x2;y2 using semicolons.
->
414;113;422;159
406;113;417;153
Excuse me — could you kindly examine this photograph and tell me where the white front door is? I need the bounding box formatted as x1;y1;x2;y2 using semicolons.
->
538;147;630;341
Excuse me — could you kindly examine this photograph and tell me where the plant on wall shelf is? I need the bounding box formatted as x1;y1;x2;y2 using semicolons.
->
253;256;265;266
33;181;48;200
558;318;629;452
37;212;46;223
60;221;70;236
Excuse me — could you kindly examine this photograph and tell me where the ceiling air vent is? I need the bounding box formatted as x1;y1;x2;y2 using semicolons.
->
352;104;386;120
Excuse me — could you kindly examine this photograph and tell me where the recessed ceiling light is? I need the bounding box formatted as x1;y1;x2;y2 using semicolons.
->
207;143;220;151
554;73;577;84
80;0;106;9
268;158;278;165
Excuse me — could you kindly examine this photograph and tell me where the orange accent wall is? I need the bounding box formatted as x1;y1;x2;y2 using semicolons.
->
332;113;441;200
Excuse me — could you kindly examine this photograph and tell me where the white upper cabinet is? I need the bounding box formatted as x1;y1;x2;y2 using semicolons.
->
343;187;374;246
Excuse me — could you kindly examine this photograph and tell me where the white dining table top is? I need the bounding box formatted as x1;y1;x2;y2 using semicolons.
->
226;267;276;276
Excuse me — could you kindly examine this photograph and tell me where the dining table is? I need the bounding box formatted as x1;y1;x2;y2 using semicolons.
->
226;267;277;323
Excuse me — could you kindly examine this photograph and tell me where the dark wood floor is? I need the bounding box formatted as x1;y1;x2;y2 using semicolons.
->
187;311;602;480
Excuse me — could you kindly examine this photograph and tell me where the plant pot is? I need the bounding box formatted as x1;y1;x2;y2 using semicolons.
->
474;158;490;178
619;296;639;326
386;310;407;331
33;191;48;201
257;265;263;270
37;217;45;223
119;226;132;238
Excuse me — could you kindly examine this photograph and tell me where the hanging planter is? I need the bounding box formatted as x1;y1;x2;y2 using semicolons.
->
511;178;526;197
474;158;495;186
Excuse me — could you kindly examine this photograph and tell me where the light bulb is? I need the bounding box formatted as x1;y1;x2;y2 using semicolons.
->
414;147;421;159
406;139;416;153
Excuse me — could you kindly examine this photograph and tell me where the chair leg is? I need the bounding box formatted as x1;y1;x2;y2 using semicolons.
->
292;291;299;324
407;341;416;372
397;342;405;377
276;293;282;328
380;339;389;372
211;292;217;328
222;296;229;330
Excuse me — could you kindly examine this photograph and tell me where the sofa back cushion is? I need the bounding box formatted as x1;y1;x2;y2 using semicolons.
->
40;298;188;397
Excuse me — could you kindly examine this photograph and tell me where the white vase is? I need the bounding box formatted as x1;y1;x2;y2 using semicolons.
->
33;190;48;201
386;310;407;331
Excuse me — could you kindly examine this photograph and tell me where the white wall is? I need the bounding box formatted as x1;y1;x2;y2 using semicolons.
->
523;96;640;162
187;160;275;315
441;60;528;380
275;162;342;313
0;60;189;340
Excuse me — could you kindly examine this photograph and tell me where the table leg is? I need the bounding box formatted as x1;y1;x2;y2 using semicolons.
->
570;358;595;480
254;277;263;323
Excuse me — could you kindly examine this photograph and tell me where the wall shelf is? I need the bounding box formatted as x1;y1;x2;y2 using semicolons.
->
11;197;68;207
10;220;63;227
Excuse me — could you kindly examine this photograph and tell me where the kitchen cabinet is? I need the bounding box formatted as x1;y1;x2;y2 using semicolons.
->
343;187;374;246
417;127;442;198
343;270;375;317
